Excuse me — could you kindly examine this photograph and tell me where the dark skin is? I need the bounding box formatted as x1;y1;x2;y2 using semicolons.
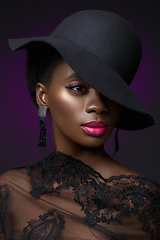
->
2;58;139;237
36;59;137;178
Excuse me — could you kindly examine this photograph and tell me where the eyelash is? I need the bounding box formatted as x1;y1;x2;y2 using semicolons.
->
64;84;88;92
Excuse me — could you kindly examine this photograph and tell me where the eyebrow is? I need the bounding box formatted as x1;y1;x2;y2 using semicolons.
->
66;73;81;80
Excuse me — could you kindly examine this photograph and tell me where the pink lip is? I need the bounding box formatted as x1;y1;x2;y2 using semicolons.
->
82;121;107;128
81;121;108;137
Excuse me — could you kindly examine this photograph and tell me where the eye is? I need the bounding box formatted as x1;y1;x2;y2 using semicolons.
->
65;84;88;92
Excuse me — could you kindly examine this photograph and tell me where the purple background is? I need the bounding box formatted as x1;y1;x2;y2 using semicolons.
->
1;0;160;181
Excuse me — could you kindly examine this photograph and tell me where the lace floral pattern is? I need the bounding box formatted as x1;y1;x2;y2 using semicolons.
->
0;184;10;239
19;151;160;239
20;210;65;240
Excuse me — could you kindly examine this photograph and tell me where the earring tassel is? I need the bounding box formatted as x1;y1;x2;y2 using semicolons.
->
38;117;47;151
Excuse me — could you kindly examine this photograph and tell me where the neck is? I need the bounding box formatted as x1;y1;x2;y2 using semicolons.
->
52;124;112;173
52;128;137;179
55;141;111;172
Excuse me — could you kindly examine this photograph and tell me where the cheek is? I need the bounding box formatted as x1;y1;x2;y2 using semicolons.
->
113;106;123;124
109;103;123;126
116;105;123;117
48;90;81;122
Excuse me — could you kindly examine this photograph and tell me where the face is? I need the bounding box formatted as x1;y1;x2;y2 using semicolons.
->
36;60;122;151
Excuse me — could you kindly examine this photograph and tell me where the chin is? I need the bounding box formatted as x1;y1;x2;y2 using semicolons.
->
79;136;109;148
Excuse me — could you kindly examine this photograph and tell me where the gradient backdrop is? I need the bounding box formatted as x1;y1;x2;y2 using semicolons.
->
1;0;160;181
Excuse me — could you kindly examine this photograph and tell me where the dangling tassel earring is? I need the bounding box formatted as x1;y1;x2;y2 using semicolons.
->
112;128;119;157
38;106;47;150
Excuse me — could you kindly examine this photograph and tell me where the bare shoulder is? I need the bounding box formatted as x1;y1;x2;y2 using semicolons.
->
113;159;138;176
101;155;139;179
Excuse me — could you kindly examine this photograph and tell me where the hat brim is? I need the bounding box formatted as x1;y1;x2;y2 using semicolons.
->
8;36;155;130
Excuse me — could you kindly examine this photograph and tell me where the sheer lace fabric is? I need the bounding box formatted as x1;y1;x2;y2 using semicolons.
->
0;151;160;240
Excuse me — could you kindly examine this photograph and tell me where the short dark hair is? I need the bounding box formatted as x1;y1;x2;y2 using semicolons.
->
25;43;62;106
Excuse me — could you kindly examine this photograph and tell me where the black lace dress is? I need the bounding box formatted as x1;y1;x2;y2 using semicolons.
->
0;151;160;240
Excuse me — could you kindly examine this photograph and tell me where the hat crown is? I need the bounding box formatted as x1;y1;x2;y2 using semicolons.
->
51;10;142;85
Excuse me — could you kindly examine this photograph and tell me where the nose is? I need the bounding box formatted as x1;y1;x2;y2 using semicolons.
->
85;88;108;114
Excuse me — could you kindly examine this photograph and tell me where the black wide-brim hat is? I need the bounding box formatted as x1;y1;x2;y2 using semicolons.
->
8;10;154;130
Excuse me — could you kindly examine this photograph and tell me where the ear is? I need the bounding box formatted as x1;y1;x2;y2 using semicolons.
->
36;82;48;107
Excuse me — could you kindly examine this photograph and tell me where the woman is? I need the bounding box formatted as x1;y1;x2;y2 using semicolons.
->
0;10;159;240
